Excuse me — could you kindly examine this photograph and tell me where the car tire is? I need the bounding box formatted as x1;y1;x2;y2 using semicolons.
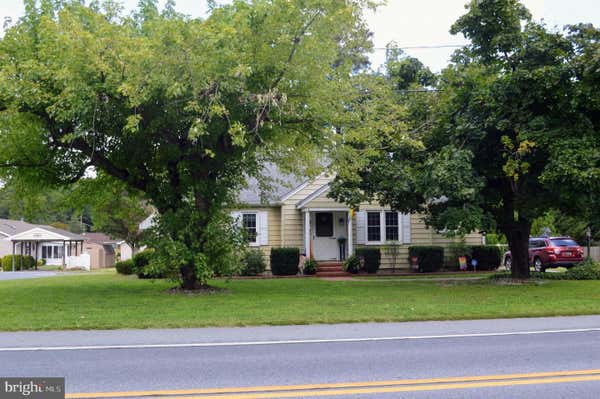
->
533;257;544;273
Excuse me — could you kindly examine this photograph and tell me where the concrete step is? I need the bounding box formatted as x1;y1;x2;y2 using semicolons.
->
317;265;344;271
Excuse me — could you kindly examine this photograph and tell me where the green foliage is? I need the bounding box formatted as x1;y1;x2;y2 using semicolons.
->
408;246;444;273
241;250;266;277
493;258;600;280
115;259;135;275
355;248;381;274
446;241;471;270
132;250;165;279
469;246;502;271
270;248;299;276
0;0;374;289
382;241;402;272
1;255;35;271
303;258;318;275
342;255;361;274
331;0;600;279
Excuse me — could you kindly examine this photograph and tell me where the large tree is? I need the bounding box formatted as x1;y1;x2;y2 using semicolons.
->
331;0;600;278
0;0;375;288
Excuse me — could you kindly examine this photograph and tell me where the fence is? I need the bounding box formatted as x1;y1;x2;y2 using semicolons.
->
584;247;600;261
66;253;91;271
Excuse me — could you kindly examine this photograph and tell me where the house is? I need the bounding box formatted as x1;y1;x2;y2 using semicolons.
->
80;232;118;268
231;169;482;270
0;219;116;269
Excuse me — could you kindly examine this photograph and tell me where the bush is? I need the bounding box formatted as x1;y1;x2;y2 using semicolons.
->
409;246;444;273
37;258;46;266
270;248;299;275
241;250;266;276
303;258;318;275
343;255;361;274
469;246;502;271
491;258;600;280
446;241;471;271
133;250;166;279
564;258;600;280
2;255;35;271
115;259;135;275
355;248;381;274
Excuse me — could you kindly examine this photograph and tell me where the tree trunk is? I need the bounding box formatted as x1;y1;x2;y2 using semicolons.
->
180;263;198;290
504;222;532;279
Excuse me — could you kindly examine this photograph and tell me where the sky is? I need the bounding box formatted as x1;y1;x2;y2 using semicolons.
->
1;0;600;72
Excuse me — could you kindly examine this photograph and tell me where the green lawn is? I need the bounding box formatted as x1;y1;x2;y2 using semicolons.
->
1;271;599;331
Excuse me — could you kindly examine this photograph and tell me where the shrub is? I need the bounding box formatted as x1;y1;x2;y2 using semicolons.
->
408;246;444;273
343;255;361;274
303;258;318;275
270;248;299;275
115;259;135;275
446;241;471;271
240;250;266;276
564;258;600;280
37;258;46;266
355;248;381;274
2;255;35;271
469;246;502;271
133;250;166;279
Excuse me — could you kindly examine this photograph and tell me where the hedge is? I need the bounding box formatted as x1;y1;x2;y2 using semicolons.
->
355;248;381;274
408;246;444;273
469;246;502;271
133;250;165;279
1;255;36;271
115;259;135;275
270;248;299;275
241;250;266;276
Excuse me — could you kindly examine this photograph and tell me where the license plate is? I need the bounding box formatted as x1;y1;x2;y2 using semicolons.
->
564;251;572;257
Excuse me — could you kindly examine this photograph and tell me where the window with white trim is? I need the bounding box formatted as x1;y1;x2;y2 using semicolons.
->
367;212;381;242
242;213;258;244
385;212;399;241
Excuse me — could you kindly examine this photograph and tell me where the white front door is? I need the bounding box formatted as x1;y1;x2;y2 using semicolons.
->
311;212;346;261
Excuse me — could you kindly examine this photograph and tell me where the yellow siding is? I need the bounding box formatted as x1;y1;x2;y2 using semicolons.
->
236;173;483;272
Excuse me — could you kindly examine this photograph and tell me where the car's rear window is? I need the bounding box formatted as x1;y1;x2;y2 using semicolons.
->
550;239;578;247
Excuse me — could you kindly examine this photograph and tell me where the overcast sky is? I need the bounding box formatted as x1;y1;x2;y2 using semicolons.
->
2;0;599;71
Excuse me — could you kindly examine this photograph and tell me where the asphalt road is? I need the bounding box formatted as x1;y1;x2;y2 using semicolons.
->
1;316;600;398
0;271;57;280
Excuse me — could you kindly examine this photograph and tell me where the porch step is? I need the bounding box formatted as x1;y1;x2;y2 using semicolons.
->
316;262;350;277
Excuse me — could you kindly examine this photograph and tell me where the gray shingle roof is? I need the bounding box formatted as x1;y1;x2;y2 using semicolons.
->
0;218;85;240
237;164;306;205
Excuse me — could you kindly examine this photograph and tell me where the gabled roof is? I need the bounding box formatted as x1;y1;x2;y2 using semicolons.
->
82;232;120;245
0;218;85;241
237;163;307;205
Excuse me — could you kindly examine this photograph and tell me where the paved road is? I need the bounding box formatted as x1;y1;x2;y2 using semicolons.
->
1;316;600;398
0;271;57;280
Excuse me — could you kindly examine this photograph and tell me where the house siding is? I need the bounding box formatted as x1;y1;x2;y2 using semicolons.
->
235;174;483;272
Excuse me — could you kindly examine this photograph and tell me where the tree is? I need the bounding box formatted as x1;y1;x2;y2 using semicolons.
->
70;174;152;254
0;0;375;289
330;0;600;278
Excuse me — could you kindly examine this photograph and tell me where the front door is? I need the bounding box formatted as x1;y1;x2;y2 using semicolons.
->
312;212;346;260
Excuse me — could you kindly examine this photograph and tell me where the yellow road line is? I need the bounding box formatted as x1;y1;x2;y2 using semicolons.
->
155;375;600;399
66;369;600;398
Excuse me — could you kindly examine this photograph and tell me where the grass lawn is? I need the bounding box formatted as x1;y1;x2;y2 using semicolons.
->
1;271;600;331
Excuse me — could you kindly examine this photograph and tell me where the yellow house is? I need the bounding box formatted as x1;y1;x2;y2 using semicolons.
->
233;169;482;271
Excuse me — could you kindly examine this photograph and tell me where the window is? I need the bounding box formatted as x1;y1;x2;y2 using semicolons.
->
367;212;381;242
41;244;63;259
242;213;258;244
315;212;334;237
385;212;399;241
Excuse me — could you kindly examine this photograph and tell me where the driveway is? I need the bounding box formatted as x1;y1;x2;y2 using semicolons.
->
0;271;58;280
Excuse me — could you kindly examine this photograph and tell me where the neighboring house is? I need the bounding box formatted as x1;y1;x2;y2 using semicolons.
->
81;232;118;268
0;218;116;269
140;167;482;271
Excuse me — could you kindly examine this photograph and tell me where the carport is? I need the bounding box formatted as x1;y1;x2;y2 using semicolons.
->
7;227;85;271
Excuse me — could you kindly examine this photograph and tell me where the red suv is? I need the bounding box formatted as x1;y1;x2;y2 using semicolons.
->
504;237;584;272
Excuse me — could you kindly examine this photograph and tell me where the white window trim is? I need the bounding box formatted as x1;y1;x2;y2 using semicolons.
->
366;211;402;245
241;212;260;247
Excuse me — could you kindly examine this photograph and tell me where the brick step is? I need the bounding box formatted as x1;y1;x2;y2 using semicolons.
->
316;271;352;277
317;265;344;271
